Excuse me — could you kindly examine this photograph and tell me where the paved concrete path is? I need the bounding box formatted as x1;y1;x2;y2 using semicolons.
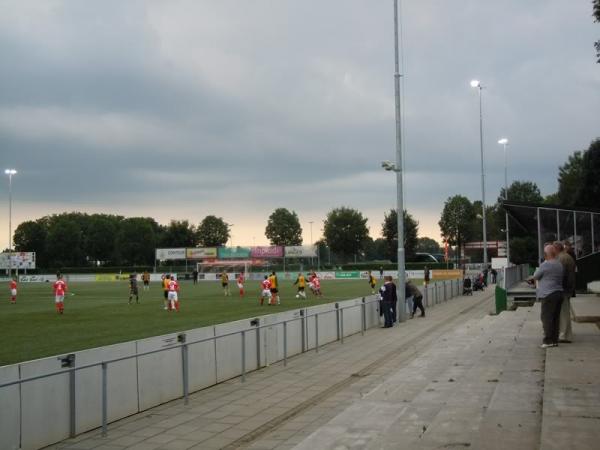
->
571;294;600;322
50;289;495;450
541;320;600;450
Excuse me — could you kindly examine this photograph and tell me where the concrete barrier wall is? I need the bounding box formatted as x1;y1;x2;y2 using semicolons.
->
0;365;20;450
338;298;363;337
20;357;71;450
364;297;381;329
137;334;184;411
215;318;259;383
75;342;138;434
185;326;217;392
261;309;305;364
305;303;339;350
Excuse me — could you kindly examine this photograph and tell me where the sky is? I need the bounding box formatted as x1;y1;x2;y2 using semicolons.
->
1;0;599;249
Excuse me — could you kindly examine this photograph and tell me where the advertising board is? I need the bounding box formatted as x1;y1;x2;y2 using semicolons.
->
217;247;251;259
250;246;284;258
0;252;36;269
284;245;317;258
155;248;186;260
186;247;217;259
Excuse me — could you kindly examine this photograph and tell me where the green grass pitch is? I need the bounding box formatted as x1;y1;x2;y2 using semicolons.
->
0;278;407;366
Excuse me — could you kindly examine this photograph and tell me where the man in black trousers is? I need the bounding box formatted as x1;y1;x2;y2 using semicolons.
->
380;276;397;328
406;279;425;318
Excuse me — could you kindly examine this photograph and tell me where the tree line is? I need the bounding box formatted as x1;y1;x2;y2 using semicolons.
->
12;205;438;269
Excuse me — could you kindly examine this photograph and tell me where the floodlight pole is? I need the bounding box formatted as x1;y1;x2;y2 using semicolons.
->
499;139;510;264
393;0;406;323
472;83;488;266
5;170;17;279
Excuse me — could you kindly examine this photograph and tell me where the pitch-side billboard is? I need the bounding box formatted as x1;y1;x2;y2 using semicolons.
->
284;245;317;258
155;248;186;260
186;247;217;259
250;246;284;258
0;252;36;269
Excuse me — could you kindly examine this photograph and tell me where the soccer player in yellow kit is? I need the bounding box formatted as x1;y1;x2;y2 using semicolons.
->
162;274;170;310
268;271;280;305
221;271;231;296
368;271;377;294
294;273;307;299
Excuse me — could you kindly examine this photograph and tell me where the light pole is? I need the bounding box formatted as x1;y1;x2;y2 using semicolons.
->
308;221;314;268
470;80;488;267
5;169;17;279
382;0;406;323
498;138;510;264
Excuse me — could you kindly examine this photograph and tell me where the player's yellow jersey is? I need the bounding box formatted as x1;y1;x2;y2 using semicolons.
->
221;273;229;284
268;275;278;289
297;275;306;288
162;278;169;290
369;275;376;286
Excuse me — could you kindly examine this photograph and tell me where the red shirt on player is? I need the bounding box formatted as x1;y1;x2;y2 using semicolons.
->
54;279;67;296
237;274;244;285
261;279;271;290
168;279;179;292
9;280;17;290
312;277;321;289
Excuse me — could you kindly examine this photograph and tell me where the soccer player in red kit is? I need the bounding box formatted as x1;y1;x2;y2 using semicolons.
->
260;276;271;306
9;278;17;304
312;276;323;297
237;273;245;298
167;277;180;311
53;275;68;314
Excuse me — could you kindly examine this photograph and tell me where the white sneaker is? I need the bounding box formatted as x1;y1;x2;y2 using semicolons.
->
540;343;552;348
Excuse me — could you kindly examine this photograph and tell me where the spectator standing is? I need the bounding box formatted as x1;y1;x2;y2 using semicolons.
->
530;245;564;348
192;269;199;285
424;266;430;287
554;241;576;343
379;276;397;328
406;280;425;318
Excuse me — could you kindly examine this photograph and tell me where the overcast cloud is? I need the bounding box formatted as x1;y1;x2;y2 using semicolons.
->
1;0;599;248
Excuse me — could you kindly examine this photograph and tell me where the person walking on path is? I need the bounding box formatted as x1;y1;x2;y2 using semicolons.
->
529;244;564;348
406;280;425;318
379;276;397;328
554;241;576;343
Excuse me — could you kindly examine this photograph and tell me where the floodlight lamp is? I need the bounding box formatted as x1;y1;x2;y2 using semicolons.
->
4;169;17;175
498;138;508;145
381;161;396;171
470;80;480;88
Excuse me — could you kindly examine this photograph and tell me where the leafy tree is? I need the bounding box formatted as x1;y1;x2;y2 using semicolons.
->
265;208;303;246
45;214;86;267
116;217;159;265
13;219;48;266
161;220;197;248
197;215;230;247
544;192;560;205
556;151;584;206
510;236;538;265
438;195;475;260
499;181;544;204
574;139;600;207
85;214;121;264
323;207;369;261
381;209;418;261
364;238;387;261
416;237;441;254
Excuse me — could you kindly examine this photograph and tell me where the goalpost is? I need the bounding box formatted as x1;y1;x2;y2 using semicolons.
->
197;260;253;277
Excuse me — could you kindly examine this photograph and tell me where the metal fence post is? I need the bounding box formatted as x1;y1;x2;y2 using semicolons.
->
300;310;306;353
283;321;288;366
315;313;319;353
101;362;108;438
181;344;189;405
361;298;366;335
335;303;340;341
69;368;76;438
424;287;428;308
241;331;246;383
340;308;344;344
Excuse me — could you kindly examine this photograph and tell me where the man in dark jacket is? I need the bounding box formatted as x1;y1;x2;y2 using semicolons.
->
380;276;397;328
406;279;425;318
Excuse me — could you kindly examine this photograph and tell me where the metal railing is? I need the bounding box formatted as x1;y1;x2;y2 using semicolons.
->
0;279;463;447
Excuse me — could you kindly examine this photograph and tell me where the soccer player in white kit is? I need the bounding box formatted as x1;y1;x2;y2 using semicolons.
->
260;276;272;306
167;276;180;312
